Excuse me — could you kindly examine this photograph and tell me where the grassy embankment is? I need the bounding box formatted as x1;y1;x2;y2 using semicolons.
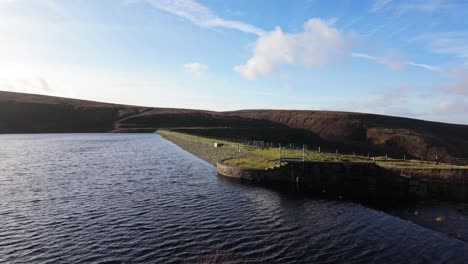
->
159;130;468;170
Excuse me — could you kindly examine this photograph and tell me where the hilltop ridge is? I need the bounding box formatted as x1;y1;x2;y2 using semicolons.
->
1;91;468;163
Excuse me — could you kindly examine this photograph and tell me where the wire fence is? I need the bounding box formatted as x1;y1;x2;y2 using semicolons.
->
203;135;468;167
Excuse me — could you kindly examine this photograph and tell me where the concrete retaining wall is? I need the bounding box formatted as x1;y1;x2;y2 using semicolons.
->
216;159;289;183
217;160;468;202
217;159;409;202
384;167;468;201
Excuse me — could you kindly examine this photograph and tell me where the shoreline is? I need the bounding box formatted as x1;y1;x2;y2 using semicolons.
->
158;130;468;243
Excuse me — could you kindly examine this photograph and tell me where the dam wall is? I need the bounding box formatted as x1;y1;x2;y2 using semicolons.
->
217;159;409;202
217;160;468;202
382;166;468;201
160;131;467;202
216;159;290;183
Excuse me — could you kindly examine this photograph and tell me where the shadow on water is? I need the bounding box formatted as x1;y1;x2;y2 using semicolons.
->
217;173;401;209
217;173;468;243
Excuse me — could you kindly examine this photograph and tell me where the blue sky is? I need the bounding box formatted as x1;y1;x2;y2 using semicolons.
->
1;0;468;124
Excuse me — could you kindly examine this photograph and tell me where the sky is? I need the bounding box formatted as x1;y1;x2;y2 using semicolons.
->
1;0;468;124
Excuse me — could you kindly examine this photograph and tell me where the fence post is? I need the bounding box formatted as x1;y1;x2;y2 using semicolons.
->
279;144;282;163
302;145;305;161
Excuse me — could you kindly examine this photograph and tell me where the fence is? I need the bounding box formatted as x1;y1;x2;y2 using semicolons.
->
203;135;468;166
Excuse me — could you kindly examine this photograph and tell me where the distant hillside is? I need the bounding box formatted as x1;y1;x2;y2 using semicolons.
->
1;91;468;162
0;91;127;133
225;110;468;162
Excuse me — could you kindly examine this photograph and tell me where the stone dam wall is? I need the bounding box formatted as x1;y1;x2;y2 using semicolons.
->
217;160;468;202
383;166;468;201
159;131;468;202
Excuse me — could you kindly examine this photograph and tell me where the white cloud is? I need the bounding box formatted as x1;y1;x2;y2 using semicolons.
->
137;0;264;36
371;0;393;12
133;1;446;79
351;52;443;72
183;62;208;75
234;18;350;80
0;77;53;93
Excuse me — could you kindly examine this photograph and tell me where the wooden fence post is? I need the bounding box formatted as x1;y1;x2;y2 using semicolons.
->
302;145;305;161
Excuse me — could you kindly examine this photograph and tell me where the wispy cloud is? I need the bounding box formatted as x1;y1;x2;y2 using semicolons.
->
370;0;458;15
412;31;468;65
183;62;208;75
132;0;444;79
433;98;468;114
351;52;443;73
398;0;454;14
134;0;264;36
442;69;468;95
235;18;351;80
329;84;426;119
351;52;405;70
371;0;393;12
407;62;444;73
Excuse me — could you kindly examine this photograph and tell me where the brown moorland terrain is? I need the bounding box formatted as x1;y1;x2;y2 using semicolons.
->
1;91;468;163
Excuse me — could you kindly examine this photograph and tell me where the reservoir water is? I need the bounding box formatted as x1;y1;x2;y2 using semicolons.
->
0;134;467;263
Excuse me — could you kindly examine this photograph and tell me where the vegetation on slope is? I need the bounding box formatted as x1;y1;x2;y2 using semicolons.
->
2;91;468;164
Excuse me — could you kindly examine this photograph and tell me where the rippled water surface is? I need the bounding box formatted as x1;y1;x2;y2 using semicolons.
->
0;134;467;263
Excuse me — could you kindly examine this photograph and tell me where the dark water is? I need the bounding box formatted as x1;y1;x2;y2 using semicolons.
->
0;134;466;264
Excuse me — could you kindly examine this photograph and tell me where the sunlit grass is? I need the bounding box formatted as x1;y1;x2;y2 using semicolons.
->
158;130;468;169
